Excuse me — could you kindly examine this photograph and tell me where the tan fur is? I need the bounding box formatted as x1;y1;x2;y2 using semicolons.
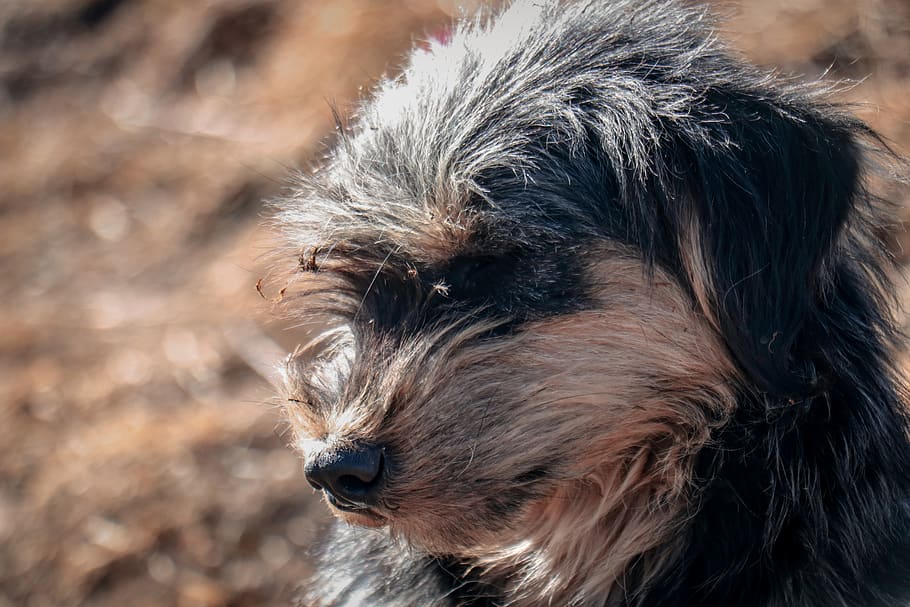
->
677;208;722;336
284;246;737;605
460;249;736;605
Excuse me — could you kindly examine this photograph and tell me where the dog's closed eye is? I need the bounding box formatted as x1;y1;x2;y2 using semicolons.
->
441;254;519;300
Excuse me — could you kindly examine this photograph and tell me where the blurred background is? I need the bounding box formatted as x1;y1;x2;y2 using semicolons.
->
0;0;907;605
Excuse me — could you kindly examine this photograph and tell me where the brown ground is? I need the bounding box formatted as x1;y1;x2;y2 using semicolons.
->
0;1;907;606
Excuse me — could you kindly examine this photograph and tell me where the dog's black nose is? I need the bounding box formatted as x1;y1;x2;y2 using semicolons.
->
304;444;385;506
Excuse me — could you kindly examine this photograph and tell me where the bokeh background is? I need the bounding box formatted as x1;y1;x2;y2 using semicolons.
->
0;0;907;605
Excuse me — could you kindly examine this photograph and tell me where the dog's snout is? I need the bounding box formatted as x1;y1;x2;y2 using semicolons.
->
304;443;385;506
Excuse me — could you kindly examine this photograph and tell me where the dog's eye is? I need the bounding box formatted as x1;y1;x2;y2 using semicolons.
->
442;254;518;300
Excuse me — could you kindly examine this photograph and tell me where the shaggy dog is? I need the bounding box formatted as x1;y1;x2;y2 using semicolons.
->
271;1;910;605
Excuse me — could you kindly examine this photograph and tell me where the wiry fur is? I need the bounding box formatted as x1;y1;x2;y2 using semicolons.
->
271;1;910;605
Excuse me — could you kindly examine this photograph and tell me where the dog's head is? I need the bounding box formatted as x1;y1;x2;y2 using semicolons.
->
273;0;891;589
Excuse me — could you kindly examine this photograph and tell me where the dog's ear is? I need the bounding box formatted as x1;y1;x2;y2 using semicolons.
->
672;99;865;398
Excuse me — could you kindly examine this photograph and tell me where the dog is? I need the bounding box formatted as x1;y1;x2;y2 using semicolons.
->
270;1;910;605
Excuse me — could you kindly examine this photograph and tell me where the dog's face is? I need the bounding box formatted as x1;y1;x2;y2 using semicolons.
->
284;243;735;555
275;0;870;573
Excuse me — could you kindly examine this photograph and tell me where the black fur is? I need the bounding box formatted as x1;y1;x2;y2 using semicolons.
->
279;1;910;605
